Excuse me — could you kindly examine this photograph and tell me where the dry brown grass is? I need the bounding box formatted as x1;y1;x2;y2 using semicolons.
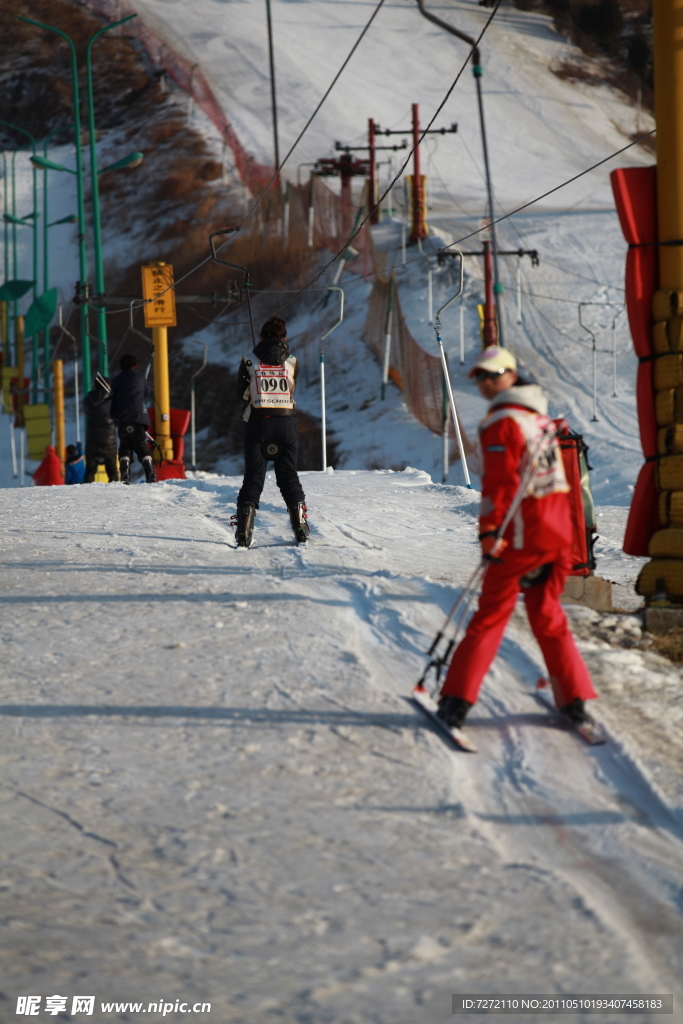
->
648;628;683;663
0;0;164;144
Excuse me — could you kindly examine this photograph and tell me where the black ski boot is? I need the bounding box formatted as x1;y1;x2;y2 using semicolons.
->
120;456;131;485
142;455;156;483
288;502;310;544
437;696;472;730
232;502;256;548
560;698;588;724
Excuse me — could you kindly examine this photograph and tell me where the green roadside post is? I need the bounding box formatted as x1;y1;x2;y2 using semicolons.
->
0;123;39;398
85;14;138;377
1;150;7;364
40;124;72;392
16;15;92;394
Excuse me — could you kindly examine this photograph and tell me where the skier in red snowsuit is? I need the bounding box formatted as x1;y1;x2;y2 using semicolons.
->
33;446;64;486
438;346;596;730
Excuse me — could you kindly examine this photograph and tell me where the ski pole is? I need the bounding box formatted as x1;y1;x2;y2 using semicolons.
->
145;431;163;454
94;371;111;394
417;425;556;682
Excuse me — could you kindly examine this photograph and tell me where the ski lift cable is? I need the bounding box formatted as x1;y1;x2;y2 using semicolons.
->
159;0;505;329
82;0;388;320
200;126;654;331
159;119;654;336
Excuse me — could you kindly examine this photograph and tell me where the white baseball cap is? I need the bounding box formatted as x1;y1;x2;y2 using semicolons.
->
468;345;517;379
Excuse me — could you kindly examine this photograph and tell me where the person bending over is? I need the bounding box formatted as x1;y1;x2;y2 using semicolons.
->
110;354;155;484
83;375;118;482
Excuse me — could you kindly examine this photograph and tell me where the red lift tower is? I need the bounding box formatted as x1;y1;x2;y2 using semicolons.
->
375;103;457;242
315;152;371;236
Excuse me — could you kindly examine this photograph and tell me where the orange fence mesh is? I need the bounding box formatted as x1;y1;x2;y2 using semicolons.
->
82;0;465;446
81;1;373;274
362;262;474;454
81;0;275;193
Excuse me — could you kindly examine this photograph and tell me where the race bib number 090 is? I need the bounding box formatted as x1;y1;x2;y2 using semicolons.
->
255;365;292;406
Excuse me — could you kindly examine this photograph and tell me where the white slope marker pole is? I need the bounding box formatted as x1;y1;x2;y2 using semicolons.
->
579;303;598;422
516;260;522;324
381;277;395;401
459;298;465;364
434;249;471;487
190;341;208;470
320;286;344;471
428;268;433;323
10;418;17;478
58;303;81;443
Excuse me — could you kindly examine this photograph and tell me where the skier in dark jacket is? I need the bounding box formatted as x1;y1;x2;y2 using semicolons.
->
110;354;155;484
83;377;118;482
232;317;309;547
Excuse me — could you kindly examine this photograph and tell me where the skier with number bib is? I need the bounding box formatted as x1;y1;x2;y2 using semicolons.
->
232;317;309;547
437;346;597;731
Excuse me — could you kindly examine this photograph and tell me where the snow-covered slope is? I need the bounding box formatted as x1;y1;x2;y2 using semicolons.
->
130;0;652;211
1;477;681;1020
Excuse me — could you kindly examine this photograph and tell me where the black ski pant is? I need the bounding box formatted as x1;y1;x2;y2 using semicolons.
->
118;423;150;464
84;444;118;483
237;416;305;509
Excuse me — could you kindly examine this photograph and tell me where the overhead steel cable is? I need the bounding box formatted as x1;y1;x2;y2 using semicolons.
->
88;0;387;316
195;128;656;329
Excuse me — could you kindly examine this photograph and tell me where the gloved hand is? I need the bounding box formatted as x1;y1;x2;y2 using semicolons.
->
479;532;508;562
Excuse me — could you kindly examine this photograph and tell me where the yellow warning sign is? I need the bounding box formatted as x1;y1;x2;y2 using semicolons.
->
141;263;176;327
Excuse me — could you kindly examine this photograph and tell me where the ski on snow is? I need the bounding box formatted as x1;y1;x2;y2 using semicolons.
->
411;681;607;753
535;678;607;746
410;686;478;753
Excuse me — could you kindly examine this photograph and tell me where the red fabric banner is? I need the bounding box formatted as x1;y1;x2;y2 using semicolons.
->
610;166;659;555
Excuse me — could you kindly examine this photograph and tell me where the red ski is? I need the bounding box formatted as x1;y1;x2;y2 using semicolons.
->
535;678;607;746
411;686;478;753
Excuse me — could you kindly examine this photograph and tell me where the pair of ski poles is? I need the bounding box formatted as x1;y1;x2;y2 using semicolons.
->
417;425;557;697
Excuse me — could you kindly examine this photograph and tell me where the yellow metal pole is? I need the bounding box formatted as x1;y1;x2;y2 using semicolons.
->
152;325;173;460
53;359;65;467
654;0;683;289
16;314;25;428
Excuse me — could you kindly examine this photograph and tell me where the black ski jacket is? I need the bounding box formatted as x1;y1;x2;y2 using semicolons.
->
83;386;117;449
236;337;298;419
110;368;151;426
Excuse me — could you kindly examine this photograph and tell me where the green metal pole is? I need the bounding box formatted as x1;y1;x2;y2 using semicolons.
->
41;125;72;394
1;122;40;401
2;151;7;283
10;149;21;369
16;16;92;395
85;15;136;378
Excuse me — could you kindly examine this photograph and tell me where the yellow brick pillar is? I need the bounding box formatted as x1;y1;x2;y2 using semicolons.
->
654;0;683;288
152;326;173;461
635;0;683;599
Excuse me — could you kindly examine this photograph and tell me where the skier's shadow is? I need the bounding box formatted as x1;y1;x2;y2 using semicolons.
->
0;704;420;731
464;712;560;731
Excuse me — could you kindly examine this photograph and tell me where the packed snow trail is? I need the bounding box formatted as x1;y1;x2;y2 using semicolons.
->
0;474;681;1023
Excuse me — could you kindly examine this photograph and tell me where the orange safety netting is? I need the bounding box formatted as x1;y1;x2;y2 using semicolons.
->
82;0;275;194
82;0;450;442
82;1;373;274
362;268;474;454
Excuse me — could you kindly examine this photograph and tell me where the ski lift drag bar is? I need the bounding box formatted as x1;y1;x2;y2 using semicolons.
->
434;250;471;487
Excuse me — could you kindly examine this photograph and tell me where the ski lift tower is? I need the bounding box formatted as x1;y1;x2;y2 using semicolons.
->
314;151;371;237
